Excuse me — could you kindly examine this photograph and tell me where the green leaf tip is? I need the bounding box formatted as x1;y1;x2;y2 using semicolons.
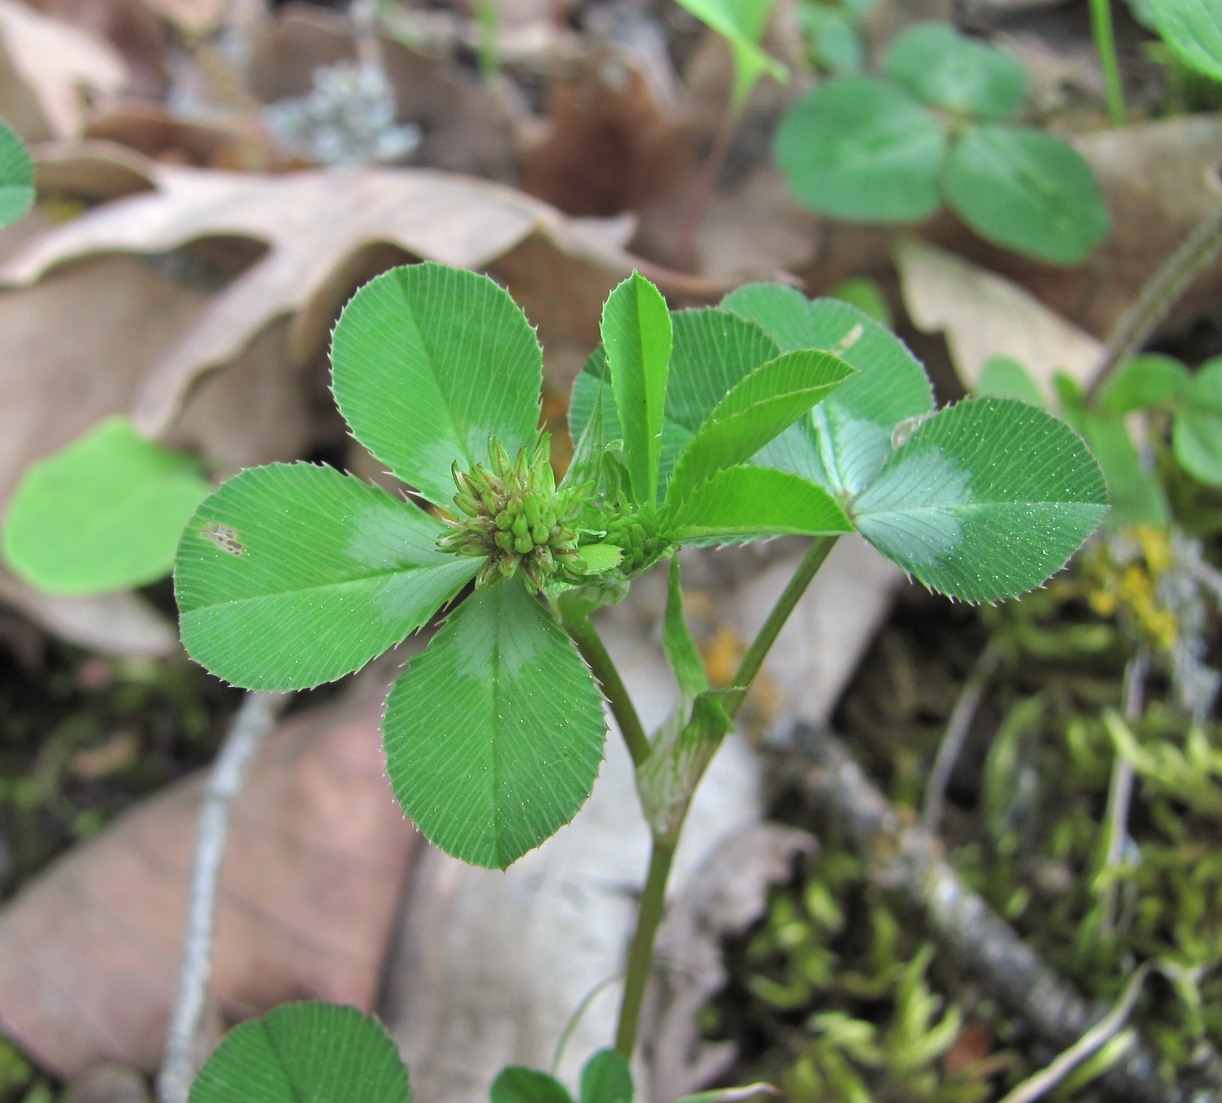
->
188;1002;411;1103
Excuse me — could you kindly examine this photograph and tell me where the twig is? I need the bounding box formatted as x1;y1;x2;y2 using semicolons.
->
789;724;1222;1102
157;691;290;1103
1086;198;1222;401
922;637;1001;836
1100;649;1148;937
997;962;1160;1103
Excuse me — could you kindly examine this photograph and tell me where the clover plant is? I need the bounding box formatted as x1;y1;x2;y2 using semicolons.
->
776;22;1111;264
172;260;1105;1092
1148;0;1222;83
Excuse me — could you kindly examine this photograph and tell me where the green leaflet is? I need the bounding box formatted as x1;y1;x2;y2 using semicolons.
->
579;1049;633;1103
0;117;33;228
5;416;210;595
884;22;1028;119
775;77;946;222
663;349;856;507
943;126;1110;265
1174;357;1222;485
674;0;788;109
720;285;934;495
602;272;672;507
383;579;606;869
851;397;1108;602
331;263;542;508
490;1068;574;1103
188;1003;411;1103
663;466;852;543
1150;0;1222;81
175;463;479;691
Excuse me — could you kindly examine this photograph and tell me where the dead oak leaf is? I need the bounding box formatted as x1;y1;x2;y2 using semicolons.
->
1;145;712;439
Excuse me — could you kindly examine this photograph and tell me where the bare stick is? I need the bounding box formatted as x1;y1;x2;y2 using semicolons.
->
1086;197;1222;400
790;725;1222;1102
1100;649;1147;937
922;637;1001;836
157;691;290;1103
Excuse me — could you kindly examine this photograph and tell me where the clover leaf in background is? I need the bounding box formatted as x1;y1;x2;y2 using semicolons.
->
1149;0;1222;82
775;22;1111;264
0;117;33;228
3;417;211;595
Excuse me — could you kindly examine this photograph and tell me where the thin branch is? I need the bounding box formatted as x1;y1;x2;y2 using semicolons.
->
1086;198;1222;400
157;691;290;1103
789;724;1222;1103
997;962;1159;1103
1100;649;1148;937
922;637;1001;836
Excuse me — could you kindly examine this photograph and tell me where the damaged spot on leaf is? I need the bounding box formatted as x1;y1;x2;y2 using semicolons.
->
202;521;243;556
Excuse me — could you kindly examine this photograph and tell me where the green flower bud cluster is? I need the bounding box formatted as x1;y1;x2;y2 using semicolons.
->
437;435;584;593
597;508;661;576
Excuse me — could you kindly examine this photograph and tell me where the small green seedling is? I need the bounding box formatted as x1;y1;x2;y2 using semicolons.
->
776;22;1111;264
674;0;790;115
174;260;1104;1094
0;117;32;229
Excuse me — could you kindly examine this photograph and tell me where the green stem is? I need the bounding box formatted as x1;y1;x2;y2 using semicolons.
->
1089;0;1127;126
614;832;677;1057
725;535;840;720
612;535;841;1059
560;604;652;769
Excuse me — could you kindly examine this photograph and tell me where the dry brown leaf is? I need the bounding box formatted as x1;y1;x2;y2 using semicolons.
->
0;0;128;141
1;144;714;439
0;671;417;1078
895;238;1104;393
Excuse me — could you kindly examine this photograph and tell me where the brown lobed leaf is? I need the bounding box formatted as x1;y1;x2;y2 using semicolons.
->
895;238;1103;394
2;144;720;440
0;672;418;1078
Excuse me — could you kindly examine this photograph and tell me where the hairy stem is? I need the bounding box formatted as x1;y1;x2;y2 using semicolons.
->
561;604;652;769
726;536;839;720
158;691;289;1103
1089;0;1127;126
614;833;678;1057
